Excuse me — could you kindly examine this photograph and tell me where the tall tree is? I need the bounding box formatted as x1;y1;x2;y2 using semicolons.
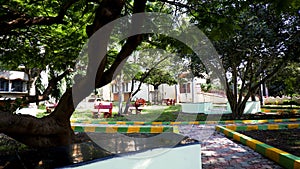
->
0;0;299;148
0;0;148;147
268;62;300;97
187;0;300;119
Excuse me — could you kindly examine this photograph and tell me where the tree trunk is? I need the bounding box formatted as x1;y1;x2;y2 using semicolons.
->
0;113;74;148
0;0;147;148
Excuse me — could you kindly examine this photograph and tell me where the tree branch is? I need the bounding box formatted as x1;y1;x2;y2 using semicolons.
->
0;0;76;35
26;69;73;103
95;0;148;88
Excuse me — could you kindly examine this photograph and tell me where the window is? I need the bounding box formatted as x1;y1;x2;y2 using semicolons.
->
11;79;24;92
122;82;129;92
180;83;190;93
112;84;118;93
0;78;8;91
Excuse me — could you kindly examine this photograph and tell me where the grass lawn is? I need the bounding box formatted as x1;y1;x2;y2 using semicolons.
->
36;104;300;122
70;105;226;122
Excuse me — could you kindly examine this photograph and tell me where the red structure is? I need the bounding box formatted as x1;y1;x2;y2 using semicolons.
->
163;98;176;106
94;102;113;118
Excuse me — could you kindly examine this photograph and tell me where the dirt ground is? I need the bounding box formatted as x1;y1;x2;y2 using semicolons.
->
239;129;300;157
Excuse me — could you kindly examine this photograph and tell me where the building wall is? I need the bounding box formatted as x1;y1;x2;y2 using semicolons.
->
97;77;227;104
178;77;227;103
0;70;30;99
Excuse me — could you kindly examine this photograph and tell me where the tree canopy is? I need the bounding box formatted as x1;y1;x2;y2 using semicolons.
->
0;0;299;149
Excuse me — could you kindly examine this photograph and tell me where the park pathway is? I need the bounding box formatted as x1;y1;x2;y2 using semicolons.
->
179;125;283;169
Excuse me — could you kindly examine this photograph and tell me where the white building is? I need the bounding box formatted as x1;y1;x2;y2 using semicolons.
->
0;70;32;99
94;75;226;104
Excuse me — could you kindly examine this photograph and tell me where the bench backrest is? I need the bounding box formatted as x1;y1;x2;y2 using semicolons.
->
96;102;113;109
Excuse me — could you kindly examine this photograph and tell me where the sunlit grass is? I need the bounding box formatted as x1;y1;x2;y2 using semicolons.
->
70;105;217;122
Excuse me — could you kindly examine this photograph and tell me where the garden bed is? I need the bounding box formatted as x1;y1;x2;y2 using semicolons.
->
239;129;300;157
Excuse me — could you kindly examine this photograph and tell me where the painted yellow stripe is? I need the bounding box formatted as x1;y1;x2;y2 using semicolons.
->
288;124;300;129
84;126;96;132
247;125;258;130
99;122;109;124
215;126;221;132
223;130;230;136
134;122;145;125
127;126;140;133
106;126;118;133
246;139;264;150
242;120;253;124
152;122;163;125
265;148;288;163
170;122;182;125
233;133;241;141
173;126;179;134
268;124;279;130
225;120;235;124
257;120;268;123
226;125;236;131
116;121;126;125
189;121;198;125
274;119;283;122
206;121;218;124
151;126;163;133
294;160;300;169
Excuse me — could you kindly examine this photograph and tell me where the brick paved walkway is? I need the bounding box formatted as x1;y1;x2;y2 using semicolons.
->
179;125;283;169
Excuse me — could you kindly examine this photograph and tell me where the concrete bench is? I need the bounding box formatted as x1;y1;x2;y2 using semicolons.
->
128;105;144;114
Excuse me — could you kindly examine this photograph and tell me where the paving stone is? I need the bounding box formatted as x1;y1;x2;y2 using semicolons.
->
179;125;284;169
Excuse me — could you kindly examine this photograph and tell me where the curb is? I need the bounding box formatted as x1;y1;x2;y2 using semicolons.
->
71;125;175;133
216;125;300;169
261;108;300;114
71;118;300;125
224;123;300;131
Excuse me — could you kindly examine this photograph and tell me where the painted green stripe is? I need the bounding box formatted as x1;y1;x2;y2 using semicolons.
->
226;131;234;137
279;154;300;169
236;126;248;131
95;127;106;132
218;121;226;124
239;136;247;144
139;127;151;133
117;127;128;133
73;126;84;132
125;121;134;125
255;144;273;155
279;124;288;129
72;126;174;133
258;125;268;130
162;127;173;132
227;124;300;131
180;122;189;125
216;124;300;169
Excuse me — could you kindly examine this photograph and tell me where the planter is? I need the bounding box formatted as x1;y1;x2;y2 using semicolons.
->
181;102;213;114
226;101;261;114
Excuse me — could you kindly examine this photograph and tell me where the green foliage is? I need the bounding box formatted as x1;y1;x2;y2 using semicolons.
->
185;0;299;119
0;0;91;99
141;68;177;89
268;62;300;97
